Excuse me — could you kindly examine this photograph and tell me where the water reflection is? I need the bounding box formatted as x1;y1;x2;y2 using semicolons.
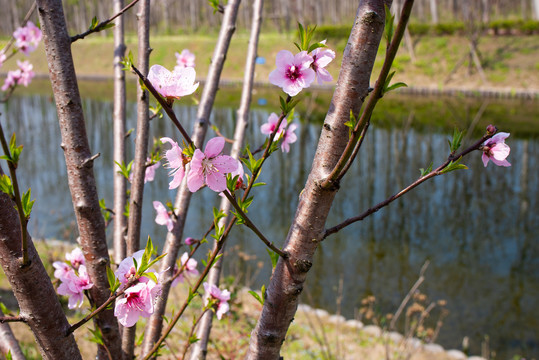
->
1;94;537;359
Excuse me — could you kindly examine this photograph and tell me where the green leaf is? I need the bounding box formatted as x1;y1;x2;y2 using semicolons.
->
106;266;119;293
189;335;200;344
0;174;13;197
136;331;145;346
143;271;158;284
120;51;134;71
101;22;116;30
419;162;433;177
449;128;465;153
384;4;395;48
88;327;104;345
21;188;34;218
252;182;266;188
89;16;98;30
385;82;408;93
9;133;23;166
0;301;10;315
248;290;264;306
441;157;468;174
6;350;12;360
266;248;279;269
344;110;358;137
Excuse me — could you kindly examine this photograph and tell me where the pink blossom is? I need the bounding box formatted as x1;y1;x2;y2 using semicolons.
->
175;49;196;69
17;60;35;86
161;137;186;189
114;280;161;327
187;137;238;193
0;52;6;68
203;282;231;320
153;201;174;232
260;113;287;136
481;132;511;167
53;261;73;281
171;252;199;287
281;123;298;153
145;160;161;182
147;64;199;101
269;50;315;97
13;21;42;56
129;158;161;184
65;247;85;270
1;61;35;91
310;41;335;84
57;265;93;309
1;69;21;91
185;237;196;245
115;250;145;285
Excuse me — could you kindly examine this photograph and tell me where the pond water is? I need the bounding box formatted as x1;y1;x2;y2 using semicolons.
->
1;86;537;359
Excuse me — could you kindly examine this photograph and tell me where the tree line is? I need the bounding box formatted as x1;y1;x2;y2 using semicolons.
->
1;0;538;36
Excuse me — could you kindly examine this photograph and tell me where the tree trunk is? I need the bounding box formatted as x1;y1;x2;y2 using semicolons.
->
112;0;127;267
140;0;242;356
0;191;82;359
430;0;438;23
188;1;263;358
122;0;151;358
532;0;539;20
246;0;388;358
35;1;121;358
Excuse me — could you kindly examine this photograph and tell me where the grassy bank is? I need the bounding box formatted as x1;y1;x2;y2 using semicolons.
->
2;32;539;93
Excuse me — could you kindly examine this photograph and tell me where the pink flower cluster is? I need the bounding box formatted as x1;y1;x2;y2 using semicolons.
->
13;21;42;56
1;60;35;91
114;250;162;327
269;43;335;96
260;113;298;153
175;49;196;69
160;136;241;194
203;282;230;320
53;248;93;309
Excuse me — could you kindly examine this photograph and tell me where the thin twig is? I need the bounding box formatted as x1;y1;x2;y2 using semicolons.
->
0;316;26;324
180;310;209;359
70;0;140;42
389;261;429;331
323;131;492;239
223;191;287;258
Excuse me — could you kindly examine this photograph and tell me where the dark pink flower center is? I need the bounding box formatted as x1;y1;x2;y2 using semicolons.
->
286;65;301;81
125;292;144;310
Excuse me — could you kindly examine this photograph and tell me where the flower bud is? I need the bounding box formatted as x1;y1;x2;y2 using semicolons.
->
486;124;497;135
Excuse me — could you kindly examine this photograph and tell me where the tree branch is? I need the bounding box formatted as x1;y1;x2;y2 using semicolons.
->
323;131;492;239
70;0;140;43
223;191;287;258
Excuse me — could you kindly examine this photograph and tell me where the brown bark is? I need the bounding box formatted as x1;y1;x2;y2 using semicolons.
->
140;0;242;356
188;1;264;359
35;1;121;358
246;1;388;358
112;0;127;266
122;0;151;357
0;191;81;359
